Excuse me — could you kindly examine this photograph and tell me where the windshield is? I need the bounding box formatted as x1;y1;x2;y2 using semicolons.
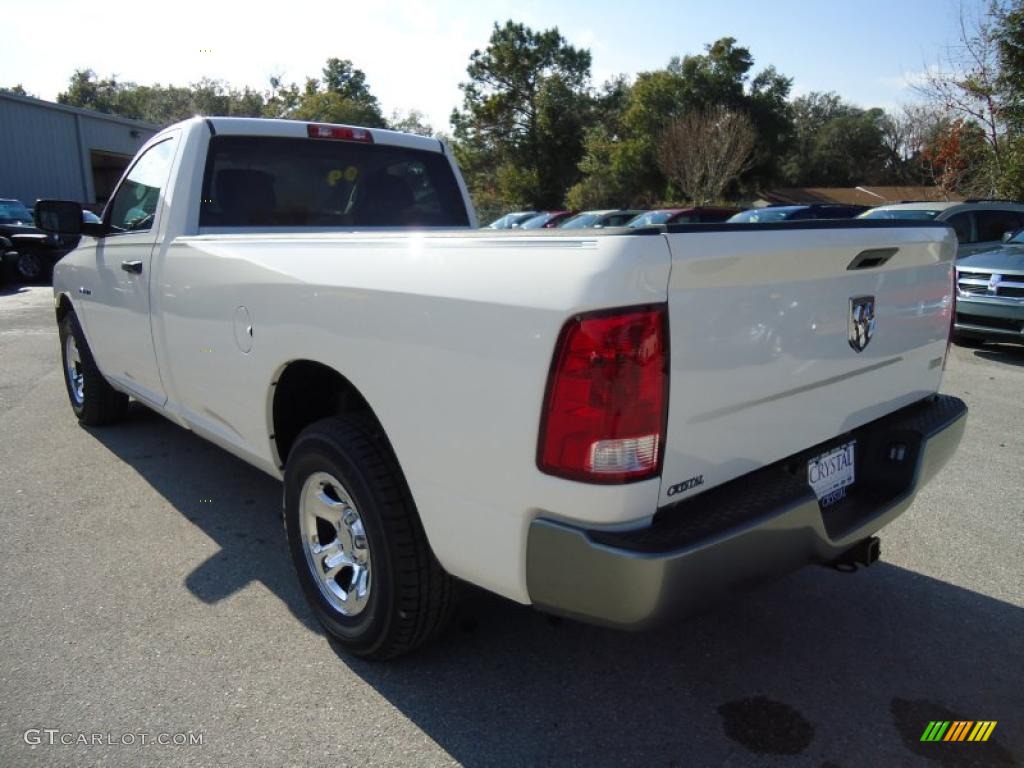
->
521;213;555;229
858;208;941;221
628;211;673;227
487;212;537;229
727;208;794;223
0;200;33;225
560;213;602;229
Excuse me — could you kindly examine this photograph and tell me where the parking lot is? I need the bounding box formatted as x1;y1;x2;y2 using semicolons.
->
0;282;1021;767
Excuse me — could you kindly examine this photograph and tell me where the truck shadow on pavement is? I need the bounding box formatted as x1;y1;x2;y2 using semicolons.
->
342;574;1022;767
89;404;1023;768
86;402;323;634
974;344;1024;368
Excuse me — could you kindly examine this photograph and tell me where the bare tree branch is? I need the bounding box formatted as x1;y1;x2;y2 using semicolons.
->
656;106;756;205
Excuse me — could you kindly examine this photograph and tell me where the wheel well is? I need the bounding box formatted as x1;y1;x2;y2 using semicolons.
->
272;361;376;466
56;294;74;324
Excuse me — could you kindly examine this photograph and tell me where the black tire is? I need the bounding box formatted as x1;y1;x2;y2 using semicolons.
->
284;416;454;659
58;311;129;426
952;331;985;348
15;251;49;285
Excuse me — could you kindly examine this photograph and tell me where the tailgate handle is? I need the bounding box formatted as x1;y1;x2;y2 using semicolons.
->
847;248;897;270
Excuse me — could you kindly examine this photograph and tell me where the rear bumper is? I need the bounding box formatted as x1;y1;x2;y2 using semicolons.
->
526;394;967;629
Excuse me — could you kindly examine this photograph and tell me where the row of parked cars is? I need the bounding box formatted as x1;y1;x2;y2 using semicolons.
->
487;206;747;230
487;200;1024;257
488;200;1024;349
486;203;881;231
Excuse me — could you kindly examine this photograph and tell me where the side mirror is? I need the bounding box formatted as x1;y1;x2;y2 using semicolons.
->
1003;230;1016;243
35;200;83;235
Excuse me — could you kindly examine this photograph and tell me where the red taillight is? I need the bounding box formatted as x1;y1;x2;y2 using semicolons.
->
306;123;374;143
538;305;669;483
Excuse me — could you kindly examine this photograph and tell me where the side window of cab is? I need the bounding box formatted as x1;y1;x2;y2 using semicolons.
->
106;138;178;234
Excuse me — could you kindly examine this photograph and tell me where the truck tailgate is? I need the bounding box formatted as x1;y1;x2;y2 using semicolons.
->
658;223;956;507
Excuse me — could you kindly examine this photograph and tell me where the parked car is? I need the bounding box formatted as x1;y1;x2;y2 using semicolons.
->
627;207;742;227
1;197;73;283
37;116;966;660
728;204;868;223
0;199;36;260
559;209;647;228
520;210;574;229
858;200;1024;258
953;226;1024;346
485;211;538;229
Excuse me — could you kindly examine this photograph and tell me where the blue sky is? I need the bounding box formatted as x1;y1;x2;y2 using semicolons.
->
1;0;989;130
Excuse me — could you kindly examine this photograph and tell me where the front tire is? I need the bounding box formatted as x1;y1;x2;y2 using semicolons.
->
58;311;129;425
284;416;454;659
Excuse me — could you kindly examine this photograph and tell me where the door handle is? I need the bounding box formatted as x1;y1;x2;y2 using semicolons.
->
121;260;143;274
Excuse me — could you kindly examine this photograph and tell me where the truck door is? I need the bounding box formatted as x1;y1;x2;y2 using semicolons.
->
84;135;179;407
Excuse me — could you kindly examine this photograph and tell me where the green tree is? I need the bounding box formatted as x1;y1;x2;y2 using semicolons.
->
994;0;1024;129
291;91;386;127
322;59;374;102
319;58;384;125
994;0;1024;196
271;59;386;127
811;109;889;186
566;126;633;209
572;37;793;205
264;75;301;118
58;69;125;114
782;92;856;183
389;109;435;136
58;70;266;124
56;60;385;128
451;20;592;209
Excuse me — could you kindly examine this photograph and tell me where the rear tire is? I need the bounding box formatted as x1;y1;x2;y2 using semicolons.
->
58;311;129;426
284;416;454;659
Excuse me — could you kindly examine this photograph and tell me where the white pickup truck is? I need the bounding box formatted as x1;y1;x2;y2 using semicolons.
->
37;117;967;659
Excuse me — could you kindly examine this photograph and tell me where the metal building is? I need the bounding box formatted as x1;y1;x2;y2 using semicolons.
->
0;91;158;208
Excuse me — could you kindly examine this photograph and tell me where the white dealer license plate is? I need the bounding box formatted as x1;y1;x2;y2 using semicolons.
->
807;441;855;506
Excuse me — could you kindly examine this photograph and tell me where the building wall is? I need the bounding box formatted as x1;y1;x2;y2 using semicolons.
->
0;93;158;207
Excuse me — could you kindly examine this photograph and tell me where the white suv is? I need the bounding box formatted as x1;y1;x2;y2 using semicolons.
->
859;200;1024;258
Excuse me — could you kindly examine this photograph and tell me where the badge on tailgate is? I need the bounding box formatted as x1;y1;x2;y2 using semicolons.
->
808;441;855;507
848;296;876;352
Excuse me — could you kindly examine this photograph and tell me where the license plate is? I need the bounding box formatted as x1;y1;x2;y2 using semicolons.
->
807;441;855;507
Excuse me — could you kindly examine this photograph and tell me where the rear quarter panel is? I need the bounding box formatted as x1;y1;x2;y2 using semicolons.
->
151;231;671;601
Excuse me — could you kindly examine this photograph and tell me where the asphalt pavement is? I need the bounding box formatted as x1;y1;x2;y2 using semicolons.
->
0;283;1021;767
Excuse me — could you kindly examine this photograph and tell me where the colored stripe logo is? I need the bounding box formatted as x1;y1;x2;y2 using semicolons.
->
920;721;997;742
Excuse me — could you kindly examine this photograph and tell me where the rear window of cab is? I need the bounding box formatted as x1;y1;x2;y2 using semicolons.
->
199;136;469;228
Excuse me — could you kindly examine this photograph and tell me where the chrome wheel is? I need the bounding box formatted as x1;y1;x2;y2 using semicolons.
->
299;471;371;616
65;333;84;405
